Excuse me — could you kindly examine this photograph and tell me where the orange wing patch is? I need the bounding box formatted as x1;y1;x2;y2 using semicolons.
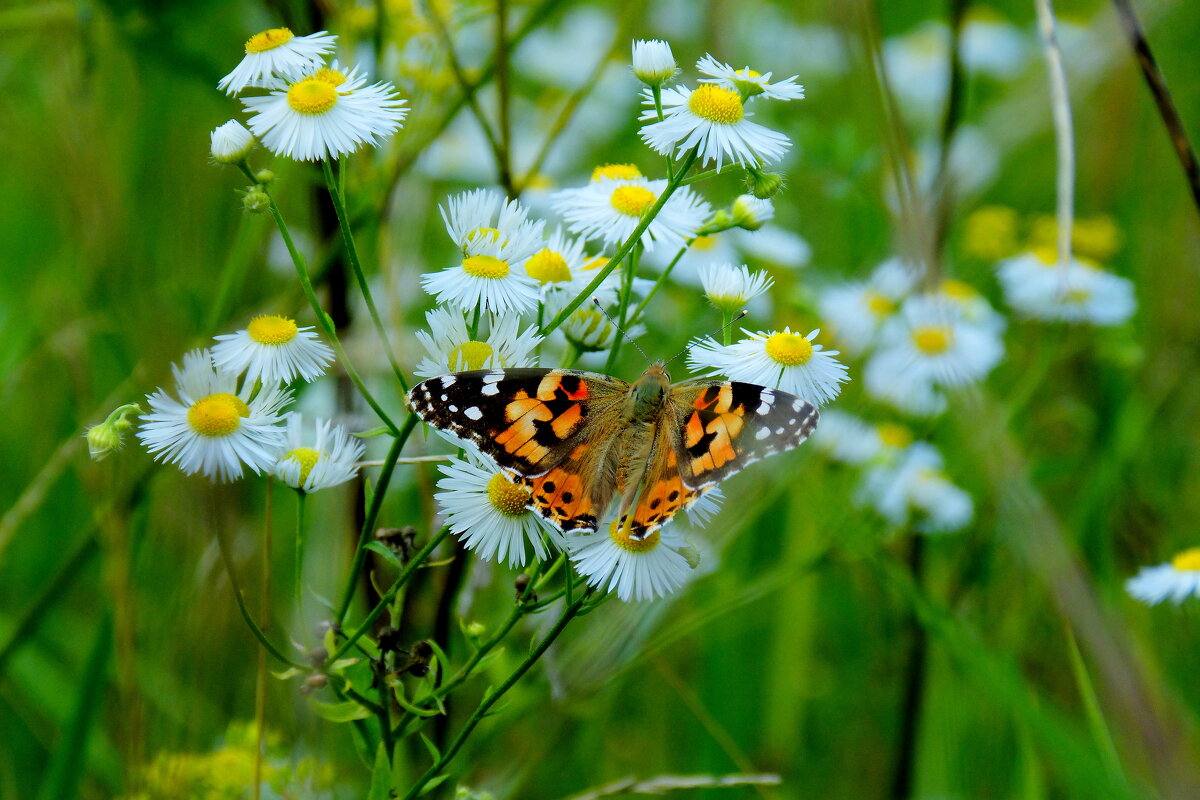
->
620;473;705;539
522;465;600;533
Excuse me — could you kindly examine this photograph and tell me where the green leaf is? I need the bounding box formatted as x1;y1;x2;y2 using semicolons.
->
355;425;394;439
272;667;304;681
368;743;394;800
418;732;441;762
308;699;373;723
393;688;441;718
366;541;405;568
419;774;451;795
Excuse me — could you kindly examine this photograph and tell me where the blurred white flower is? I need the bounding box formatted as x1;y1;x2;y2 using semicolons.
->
998;250;1136;326
818;258;918;355
857;442;973;533
868;294;1004;390
1126;549;1200;605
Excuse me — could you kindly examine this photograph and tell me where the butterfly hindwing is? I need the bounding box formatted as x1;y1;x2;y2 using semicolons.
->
671;381;819;490
407;368;620;477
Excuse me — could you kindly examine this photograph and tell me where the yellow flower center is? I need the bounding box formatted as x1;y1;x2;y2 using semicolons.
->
1171;548;1200;571
940;279;977;301
284;447;321;485
591;163;643;182
877;424;912;449
448;341;495;371
245;27;294;54
963;206;1018;260
187;393;250;437
310;67;347;87
731;68;766;97
609;518;661;552
865;290;895;318
465;226;503;246
911;325;954;354
247;315;299;345
692;235;717;251
687;84;745;124
487;472;530;517
1032;246;1060;266
735;68;763;79
462;254;510;279
582;255;609;271
610;185;657;217
287;78;338;115
525;248;572;284
764;332;814;366
1063;287;1091;304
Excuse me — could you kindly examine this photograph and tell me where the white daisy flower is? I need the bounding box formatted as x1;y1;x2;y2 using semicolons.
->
857;442;973;533
936;278;1006;334
137;350;291;482
568;518;694;602
273;412;364;492
863;355;948;417
684;486;724;527
688;327;848;406
553;176;710;254
420;214;544;316
698;263;773;314
212;315;334;385
639;84;791;170
868;294;1004;390
560;305;645;353
435;451;557;569
1126;548;1200;605
440;189;544;254
997;250;1136;326
812;410;913;467
642;230;739;288
217;28;336;95
696;54;805;101
414;308;542;379
210;120;256;164
242;62;407;162
523;228;620;311
631;39;677;87
817;257;918;355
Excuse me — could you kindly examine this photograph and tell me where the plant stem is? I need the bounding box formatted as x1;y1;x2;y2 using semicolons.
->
336;416;417;623
294;491;307;612
494;0;515;196
215;523;305;669
628;241;693;324
322;159;409;392
238;162;401;436
401;595;587;799
330;526;455;663
889;534;928;800
541;147;700;336
603;242;641;372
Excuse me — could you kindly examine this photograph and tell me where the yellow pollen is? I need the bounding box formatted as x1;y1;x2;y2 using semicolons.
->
310;67;348;87
285;447;321;485
764;332;814;366
687;84;745;124
692;235;717;251
609;518;661;552
187;393;250;437
466;226;503;246
1063;287;1091;304
247;315;299;345
911;325;954;354
462;254;510;279
525;249;572;284
940;279;977;301
245;28;294;54
591;163;643;182
448;341;495;371
1032;245;1060;266
876;423;912;449
1171;548;1200;572
865;290;895;318
735;68;763;79
287;78;338;114
610;185;657;217
487;472;530;517
582;256;609;271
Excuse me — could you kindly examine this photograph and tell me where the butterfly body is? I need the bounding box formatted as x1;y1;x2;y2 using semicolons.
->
407;364;818;540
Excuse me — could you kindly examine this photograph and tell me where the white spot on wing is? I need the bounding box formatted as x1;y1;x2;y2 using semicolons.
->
755;427;771;440
464;406;483;421
441;394;448;401
481;383;500;396
756;399;773;414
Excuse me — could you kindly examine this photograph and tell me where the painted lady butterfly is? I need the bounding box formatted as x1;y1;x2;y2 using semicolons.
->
407;365;818;539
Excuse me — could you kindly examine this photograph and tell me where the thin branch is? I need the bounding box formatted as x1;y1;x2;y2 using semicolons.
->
1034;0;1075;269
929;0;969;286
1111;0;1200;216
495;0;516;196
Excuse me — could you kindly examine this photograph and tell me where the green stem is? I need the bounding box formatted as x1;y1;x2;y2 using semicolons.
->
603;242;641;373
468;304;482;340
237;162;401;436
541;146;701;337
680;168;724;185
330;526;455;663
322;159;409;393
653;85;673;181
401;595;587;799
294;491;306;611
336;418;417;623
722;309;734;347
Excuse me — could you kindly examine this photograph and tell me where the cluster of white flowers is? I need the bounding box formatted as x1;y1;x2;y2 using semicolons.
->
135;316;361;491
997;249;1136;326
212;28;407;163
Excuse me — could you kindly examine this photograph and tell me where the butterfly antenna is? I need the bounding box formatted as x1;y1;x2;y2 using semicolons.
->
663;310;749;368
591;297;652;365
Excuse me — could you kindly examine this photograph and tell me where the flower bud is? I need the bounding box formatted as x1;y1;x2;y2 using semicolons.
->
731;194;775;231
84;403;142;461
254;168;276;185
631;39;677;86
746;167;784;199
243;185;271;213
210;120;256;164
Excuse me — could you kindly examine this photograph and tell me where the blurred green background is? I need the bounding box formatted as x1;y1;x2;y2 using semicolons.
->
2;0;1200;797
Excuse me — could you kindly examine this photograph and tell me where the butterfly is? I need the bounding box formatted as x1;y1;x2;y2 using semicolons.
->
407;364;819;540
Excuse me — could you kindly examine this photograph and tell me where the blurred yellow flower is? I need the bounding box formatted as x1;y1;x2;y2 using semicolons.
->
962;206;1019;260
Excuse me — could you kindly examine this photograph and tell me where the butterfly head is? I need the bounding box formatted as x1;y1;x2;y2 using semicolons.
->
629;363;671;422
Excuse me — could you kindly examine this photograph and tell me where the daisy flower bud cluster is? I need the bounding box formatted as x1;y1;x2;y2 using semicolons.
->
124;316;362;490
812;412;974;534
212;28;407;163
